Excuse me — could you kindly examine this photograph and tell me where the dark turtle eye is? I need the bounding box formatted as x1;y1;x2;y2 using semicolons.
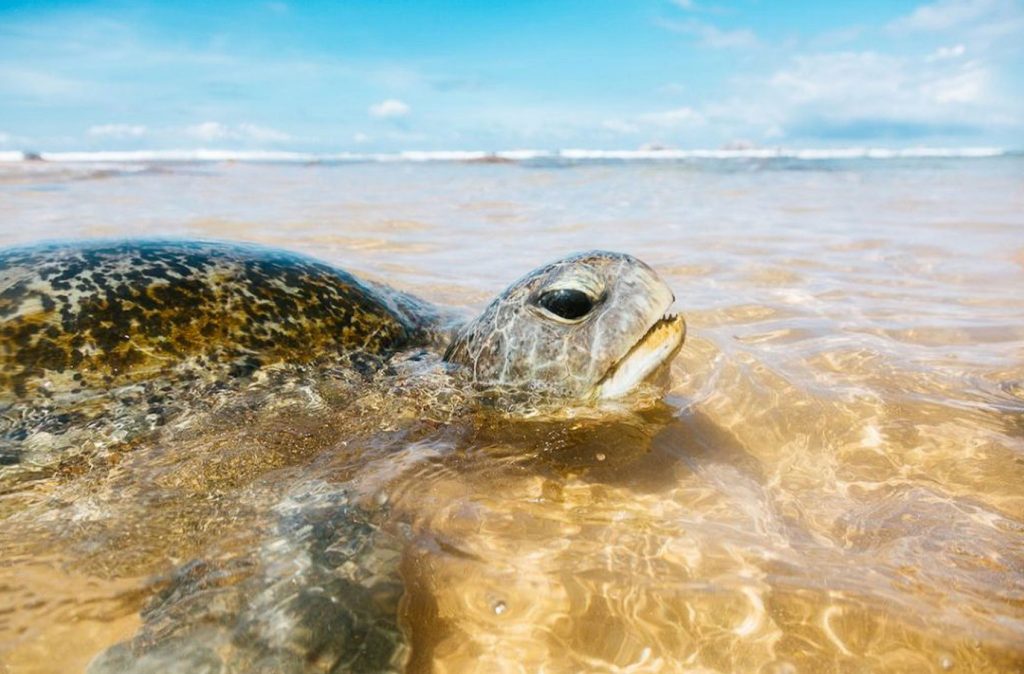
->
536;288;594;320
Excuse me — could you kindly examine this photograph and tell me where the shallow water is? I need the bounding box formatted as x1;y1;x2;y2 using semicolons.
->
1;157;1023;673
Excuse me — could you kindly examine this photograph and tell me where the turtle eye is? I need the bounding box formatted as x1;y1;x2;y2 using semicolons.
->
536;288;594;321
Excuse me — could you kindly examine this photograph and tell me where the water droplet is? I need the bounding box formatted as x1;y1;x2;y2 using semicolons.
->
492;600;507;615
595;453;606;461
938;654;954;671
374;491;389;506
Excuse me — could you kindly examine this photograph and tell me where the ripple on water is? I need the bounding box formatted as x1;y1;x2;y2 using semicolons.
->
1;159;1024;672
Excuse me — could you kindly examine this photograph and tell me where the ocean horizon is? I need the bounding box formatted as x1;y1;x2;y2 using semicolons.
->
0;146;1014;165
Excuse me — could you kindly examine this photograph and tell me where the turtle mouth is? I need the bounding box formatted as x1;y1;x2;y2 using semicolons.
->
596;311;686;399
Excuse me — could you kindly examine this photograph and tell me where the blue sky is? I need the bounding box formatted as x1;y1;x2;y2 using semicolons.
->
1;0;1021;151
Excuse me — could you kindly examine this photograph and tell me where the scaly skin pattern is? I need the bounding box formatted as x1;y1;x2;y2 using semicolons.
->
443;250;676;399
0;243;683;674
0;240;425;399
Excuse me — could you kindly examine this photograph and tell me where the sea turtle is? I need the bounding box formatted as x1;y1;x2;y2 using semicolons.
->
0;239;685;673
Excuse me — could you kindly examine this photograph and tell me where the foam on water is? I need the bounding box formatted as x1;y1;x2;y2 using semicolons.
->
0;146;1009;164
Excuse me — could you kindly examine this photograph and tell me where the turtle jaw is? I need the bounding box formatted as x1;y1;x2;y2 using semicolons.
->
594;312;686;399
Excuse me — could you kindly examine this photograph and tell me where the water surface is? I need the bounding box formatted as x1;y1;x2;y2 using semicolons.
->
1;156;1023;672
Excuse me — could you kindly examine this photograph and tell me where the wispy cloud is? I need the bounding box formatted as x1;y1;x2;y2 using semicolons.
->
602;119;640;135
0;1;1019;150
88;124;147;138
236;123;292;142
888;0;1024;47
429;75;485;92
769;50;990;110
928;44;967;60
667;0;731;16
185;122;231;141
890;0;1008;32
185;122;291;142
659;18;758;48
658;0;758;48
631;13;1018;147
369;99;411;118
657;83;687;96
0;9;431;149
640;107;706;127
755;48;1011;141
0;66;91;99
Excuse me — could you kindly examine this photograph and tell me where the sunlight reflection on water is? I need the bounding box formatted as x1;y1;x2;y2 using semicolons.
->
1;157;1022;672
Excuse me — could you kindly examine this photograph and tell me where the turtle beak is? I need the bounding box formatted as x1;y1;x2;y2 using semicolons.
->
596;312;685;399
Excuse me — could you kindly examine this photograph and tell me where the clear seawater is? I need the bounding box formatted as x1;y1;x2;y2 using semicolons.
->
1;155;1022;672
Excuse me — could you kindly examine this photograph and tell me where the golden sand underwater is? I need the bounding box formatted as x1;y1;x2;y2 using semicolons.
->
1;156;1022;672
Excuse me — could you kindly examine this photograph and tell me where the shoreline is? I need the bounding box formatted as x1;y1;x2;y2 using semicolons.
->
0;146;1012;165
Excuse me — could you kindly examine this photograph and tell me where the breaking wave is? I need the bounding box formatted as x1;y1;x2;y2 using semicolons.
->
0;147;1009;165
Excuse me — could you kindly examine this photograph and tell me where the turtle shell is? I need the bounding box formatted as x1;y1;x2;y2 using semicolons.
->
0;240;429;399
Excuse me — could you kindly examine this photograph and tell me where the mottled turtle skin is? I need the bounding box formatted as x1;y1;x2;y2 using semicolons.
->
0;240;684;674
444;250;680;399
0;240;448;466
0;240;432;399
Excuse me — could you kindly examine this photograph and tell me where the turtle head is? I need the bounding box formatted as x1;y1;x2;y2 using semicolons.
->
443;251;685;401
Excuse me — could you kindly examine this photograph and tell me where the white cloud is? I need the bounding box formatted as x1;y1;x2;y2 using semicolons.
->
888;0;1024;47
186;121;229;141
920;61;988;102
667;0;733;17
659;18;759;48
185;121;291;143
640;107;706;127
769;51;990;110
928;44;967;60
236;123;291;142
890;0;1004;31
369;99;410;118
657;82;687;96
87;124;147;138
811;25;865;47
1;2;1018;151
591;107;706;143
0;66;89;98
733;48;1021;142
634;41;1016;146
602;119;640;134
770;52;902;104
